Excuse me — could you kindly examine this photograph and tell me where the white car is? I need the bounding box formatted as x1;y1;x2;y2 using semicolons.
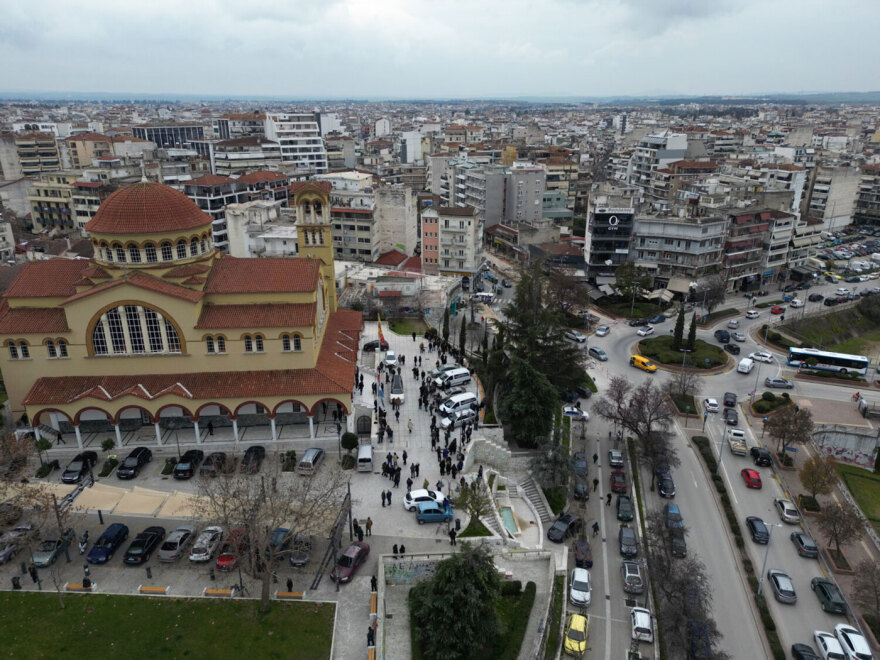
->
595;325;610;337
727;319;740;329
836;287;850;296
637;325;655;337
384;351;398;367
746;310;760;319
562;405;589;421
403;489;446;512
775;498;801;524
188;526;223;563
630;607;654;643
569;567;592;607
565;330;587;343
703;398;719;413
749;351;774;363
814;630;846;660
790;299;804;308
732;332;746;342
835;623;873;660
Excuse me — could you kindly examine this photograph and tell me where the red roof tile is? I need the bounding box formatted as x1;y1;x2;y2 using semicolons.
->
84;182;213;235
204;256;320;294
187;174;236;186
400;256;422;272
236;171;289;184
3;260;91;299
0;306;69;334
61;271;204;305
181;275;207;285
374;250;407;266
163;263;212;278
81;265;111;279
66;132;110;142
195;303;316;329
289;181;332;195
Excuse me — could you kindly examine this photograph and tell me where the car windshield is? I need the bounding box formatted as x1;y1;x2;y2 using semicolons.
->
567;628;585;642
122;457;139;467
66;461;83;472
160;540;178;550
95;537;113;548
38;540;56;551
192;545;207;554
338;555;354;568
176;462;191;469
572;578;590;591
128;546;144;555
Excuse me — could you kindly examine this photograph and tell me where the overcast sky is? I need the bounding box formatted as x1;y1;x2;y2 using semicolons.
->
2;0;878;99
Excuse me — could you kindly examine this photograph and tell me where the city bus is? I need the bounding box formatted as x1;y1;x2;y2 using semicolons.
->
787;347;869;376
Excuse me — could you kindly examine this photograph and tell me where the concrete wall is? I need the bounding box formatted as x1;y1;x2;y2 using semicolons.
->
813;423;879;469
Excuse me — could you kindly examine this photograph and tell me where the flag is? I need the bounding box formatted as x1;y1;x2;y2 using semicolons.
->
377;313;385;346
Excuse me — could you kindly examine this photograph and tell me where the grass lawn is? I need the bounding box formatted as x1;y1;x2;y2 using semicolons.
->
543;486;566;516
459;518;492;537
389;317;430;336
0;592;334;658
669;393;697;414
638;334;727;369
600;300;662;319
835;462;880;533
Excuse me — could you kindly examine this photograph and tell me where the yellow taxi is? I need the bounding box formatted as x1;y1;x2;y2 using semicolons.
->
563;613;589;657
630;354;658;373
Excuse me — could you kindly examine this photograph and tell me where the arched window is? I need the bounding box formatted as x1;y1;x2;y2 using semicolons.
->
255;335;264;352
161;242;173;261
57;340;68;358
177;240;187;259
244;336;253;353
190;238;199;257
293;334;302;351
101;242;111;261
314;202;322;214
200;238;207;253
145;243;158;263
46;340;56;358
128;244;141;263
91;305;182;356
282;335;291;351
18;341;29;358
216;336;225;353
7;342;18;359
115;244;126;263
206;336;215;354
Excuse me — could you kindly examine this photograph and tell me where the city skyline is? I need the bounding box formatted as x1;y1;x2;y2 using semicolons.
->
2;0;879;99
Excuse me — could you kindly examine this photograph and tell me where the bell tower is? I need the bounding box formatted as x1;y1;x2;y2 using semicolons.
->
293;182;337;312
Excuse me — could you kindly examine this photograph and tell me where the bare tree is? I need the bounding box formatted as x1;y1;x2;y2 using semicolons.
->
529;439;572;493
697;275;726;314
639;431;681;489
666;370;703;402
765;405;814;453
195;460;349;612
852;560;880;622
799;455;837;503
817;502;863;558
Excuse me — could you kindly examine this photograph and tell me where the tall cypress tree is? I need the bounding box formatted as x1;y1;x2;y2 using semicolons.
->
687;312;697;351
442;307;450;343
673;306;685;351
459;317;466;356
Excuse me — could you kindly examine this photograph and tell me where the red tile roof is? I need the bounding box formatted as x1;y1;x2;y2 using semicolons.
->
66;132;110;142
374;250;407;267
400;256;422;272
181;275;207;285
204;256;320;294
163;263;212;279
187;174;236;186
289;181;332;195
84;182;213;235
236;171;289;184
195;303;316;329
61;271;204;305
3;260;92;299
0;306;69;334
81;265;111;279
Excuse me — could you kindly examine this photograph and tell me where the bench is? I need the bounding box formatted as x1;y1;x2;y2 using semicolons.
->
370;592;378;622
65;582;96;593
368;647;376;660
275;590;306;600
203;587;237;598
138;585;170;595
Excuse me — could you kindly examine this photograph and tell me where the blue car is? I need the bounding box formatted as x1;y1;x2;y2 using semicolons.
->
87;523;129;564
416;501;453;524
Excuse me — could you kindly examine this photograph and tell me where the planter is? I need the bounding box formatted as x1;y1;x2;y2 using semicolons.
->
795;373;866;388
774;452;796;471
797;494;821;516
821;547;855;575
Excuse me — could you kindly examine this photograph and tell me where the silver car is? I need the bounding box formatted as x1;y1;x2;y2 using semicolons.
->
0;541;19;564
157;525;195;562
189;526;223;563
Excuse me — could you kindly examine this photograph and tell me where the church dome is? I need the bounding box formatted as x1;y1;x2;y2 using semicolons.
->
85;181;212;235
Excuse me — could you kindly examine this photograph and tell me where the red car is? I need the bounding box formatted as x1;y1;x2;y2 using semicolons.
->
331;541;370;583
741;469;762;489
216;529;248;571
610;471;627;494
770;306;785;315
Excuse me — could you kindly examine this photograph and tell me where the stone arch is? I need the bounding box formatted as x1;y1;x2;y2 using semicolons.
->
154;403;195;421
308;397;349;417
113;404;155;426
31;408;73;428
271;399;310;417
73;406;114;425
86;300;188;357
234;400;273;419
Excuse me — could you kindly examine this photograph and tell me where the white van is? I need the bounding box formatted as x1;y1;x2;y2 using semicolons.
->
357;444;373;473
473;292;495;304
434;367;471;389
820;231;834;240
439;392;478;417
737;358;755;374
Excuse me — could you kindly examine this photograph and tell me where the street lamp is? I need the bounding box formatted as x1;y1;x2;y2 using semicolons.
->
757;522;785;596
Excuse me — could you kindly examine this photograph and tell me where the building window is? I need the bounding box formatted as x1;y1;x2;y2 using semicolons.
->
92;323;108;355
58;340;68;357
177;240;187;259
201;238;207;253
106;308;126;353
216;336;225;353
125;306;145;353
206;336;215;354
282;335;291;351
190;238;199;257
161;242;173;261
244;336;253;353
7;342;18;359
128;244;142;263
91;305;182;356
293;334;301;351
46;340;56;358
115;244;126;263
101;242;112;261
165;320;181;352
145;243;158;263
255;335;264;352
18;341;29;358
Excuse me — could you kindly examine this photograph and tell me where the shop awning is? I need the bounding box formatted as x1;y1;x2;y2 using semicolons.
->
646;289;674;302
667;277;693;293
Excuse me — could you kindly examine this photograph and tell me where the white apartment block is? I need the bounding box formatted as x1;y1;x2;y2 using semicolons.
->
420;206;482;278
505;163;546;224
264;112;328;174
627;131;687;187
400;132;422;164
805;165;860;231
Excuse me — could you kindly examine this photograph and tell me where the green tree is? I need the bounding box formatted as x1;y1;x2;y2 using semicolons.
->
500;355;558;447
34;437;53;466
697;275;726;314
481;325;489;365
614;261;652;306
340;432;359;454
458;480;493;525
686;312;697;351
442;307;450;343
410;545;502;660
799;455;837;503
672;307;685;351
459;317;466;356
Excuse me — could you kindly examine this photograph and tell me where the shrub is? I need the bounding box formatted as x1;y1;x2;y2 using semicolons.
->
501;580;523;595
341;454;356;470
777;452;794;467
753;401;771;414
755;594;776;632
762;391;776;402
798;494;821;512
98;458;118;477
781;392;790;400
543;487;566;516
35;464;52;478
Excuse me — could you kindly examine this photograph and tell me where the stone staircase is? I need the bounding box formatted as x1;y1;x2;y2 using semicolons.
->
483;512;505;536
520;477;552;523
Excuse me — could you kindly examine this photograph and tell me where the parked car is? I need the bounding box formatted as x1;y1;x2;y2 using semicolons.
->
768;569;797;604
724;343;741;355
791;532;819;559
791;643;821;660
619;525;639;557
631;607;654;644
123;526;165;565
562;405;589;421
569;567;592;607
664;503;683;528
741;468;762;489
289;533;313;567
572;452;589;479
200;452;228;477
648;314;666;324
565;330;587;343
727;319;740;329
628;318;649;327
637;325;655;337
808;293;825;303
266;527;292;559
116;446;152;479
775;498;801;524
439;408;478;430
189;526;223;563
616;495;634;522
0;540;18;564
595;325;610;337
362;339;389;352
241;445;266;473
383;351;398;367
32;528;76;567
216;529;249;571
573;482;589;501
656;470;676;498
563;613;589;657
156;525;195;562
61;451;98;484
87;523;129;564
751;447;772;466
547;513;583;543
416;501;454;524
608;450;624;468
404;489;446;512
834;624;872;660
749;351;774;363
746;516;770;544
714;329;730;343
621;560;645;594
814;631;846;660
610;470;627;494
588;346;608;361
811;578;847;615
669;527;687;558
765;377;794;389
702;398;719;413
331;541;370;583
502;279;512;288
173;449;204;479
573;539;592;569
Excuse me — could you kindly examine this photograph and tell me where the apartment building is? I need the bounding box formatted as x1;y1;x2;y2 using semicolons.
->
264;113;328;174
444;125;484;144
212;136;282;176
71;180;116;235
0;221;14;263
505;163;546;224
27;171;81;232
15;132;61;175
803;165;860;231
183;175;249;251
132;123;205;148
584;205;635;278
400;131;422;164
647;160;719;207
224;199;297;259
325;135;356;171
854;165;880;227
762;210;796;279
540;158;578;209
789;217;824;268
723;209;773;291
212;113;266;140
627;131;687;187
420;206;481;277
0;133;23;180
66;133;112;169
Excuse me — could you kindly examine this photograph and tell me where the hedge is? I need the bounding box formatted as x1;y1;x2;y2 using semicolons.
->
98;458;118;477
702;307;740;324
639;335;727;368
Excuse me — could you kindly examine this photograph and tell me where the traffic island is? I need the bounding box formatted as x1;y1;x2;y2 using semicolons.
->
636;336;728;372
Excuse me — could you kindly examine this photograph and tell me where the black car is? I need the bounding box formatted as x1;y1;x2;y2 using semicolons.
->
722;407;738;425
795;282;812;290
808;293;824;303
574;385;593;399
723;392;737;407
61;451;98;484
746;516;769;544
791;643;820;660
87;523;129;564
173;450;204;479
362;339;389;352
628;318;649;327
123;526;166;564
547;513;582;543
656;471;676;498
713;329;730;343
619;525;639;557
116;446;152;479
200;452;228;477
648;314;666;324
750;447;772;466
573;482;589;501
241;445;266;474
824;297;840;307
724;343;740;355
782;285;795;293
669;527;687;558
